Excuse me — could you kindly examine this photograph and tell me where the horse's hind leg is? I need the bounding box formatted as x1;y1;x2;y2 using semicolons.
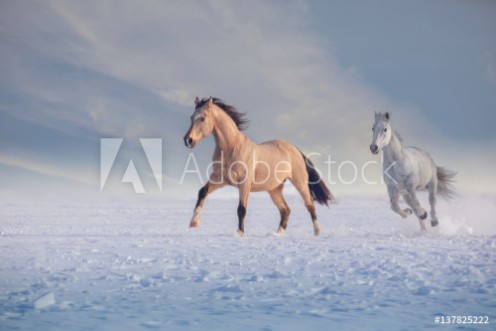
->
268;184;291;235
292;179;320;236
427;181;438;227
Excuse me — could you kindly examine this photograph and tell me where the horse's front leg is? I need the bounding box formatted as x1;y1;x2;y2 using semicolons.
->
388;185;412;218
405;187;427;220
405;186;428;231
190;179;225;228
236;183;251;236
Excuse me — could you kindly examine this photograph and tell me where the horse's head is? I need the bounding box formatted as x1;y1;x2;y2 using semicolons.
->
370;112;393;154
184;96;215;148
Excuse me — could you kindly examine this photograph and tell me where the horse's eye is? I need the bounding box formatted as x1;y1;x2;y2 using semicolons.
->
200;117;206;122
383;128;388;132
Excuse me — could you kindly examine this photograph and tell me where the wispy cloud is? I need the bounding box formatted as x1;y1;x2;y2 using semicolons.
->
0;152;96;187
0;0;445;144
159;89;196;109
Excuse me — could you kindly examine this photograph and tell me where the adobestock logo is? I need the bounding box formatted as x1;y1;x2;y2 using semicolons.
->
100;139;395;194
100;138;163;193
180;151;395;187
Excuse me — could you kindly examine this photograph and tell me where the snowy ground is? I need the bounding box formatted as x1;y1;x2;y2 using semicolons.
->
1;194;495;330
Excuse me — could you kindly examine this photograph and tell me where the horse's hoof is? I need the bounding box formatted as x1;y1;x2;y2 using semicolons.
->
276;227;286;236
420;211;428;220
431;219;439;227
402;209;412;218
189;220;200;228
236;230;245;237
313;222;320;236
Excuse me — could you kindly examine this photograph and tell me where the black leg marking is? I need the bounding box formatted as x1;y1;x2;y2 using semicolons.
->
195;183;209;208
307;205;317;222
279;207;290;230
237;201;246;233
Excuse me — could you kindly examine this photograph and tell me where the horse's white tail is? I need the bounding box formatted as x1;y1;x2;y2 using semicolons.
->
437;166;456;200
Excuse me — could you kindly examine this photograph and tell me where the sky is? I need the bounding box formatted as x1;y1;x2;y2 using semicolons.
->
0;0;495;200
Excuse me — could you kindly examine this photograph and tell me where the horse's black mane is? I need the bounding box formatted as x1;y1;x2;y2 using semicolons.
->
196;97;249;131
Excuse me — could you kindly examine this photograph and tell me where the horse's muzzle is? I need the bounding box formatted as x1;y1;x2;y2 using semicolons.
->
184;136;195;148
370;144;379;154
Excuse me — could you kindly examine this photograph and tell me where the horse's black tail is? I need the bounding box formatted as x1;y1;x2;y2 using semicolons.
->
437;166;456;200
301;152;334;206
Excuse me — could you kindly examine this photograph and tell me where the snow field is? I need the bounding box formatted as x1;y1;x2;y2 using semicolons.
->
0;194;495;330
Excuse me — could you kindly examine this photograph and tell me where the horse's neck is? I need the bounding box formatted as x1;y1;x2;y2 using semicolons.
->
212;109;247;154
383;132;404;165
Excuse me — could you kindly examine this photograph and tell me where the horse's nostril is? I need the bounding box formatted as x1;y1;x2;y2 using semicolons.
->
370;144;378;153
184;136;194;147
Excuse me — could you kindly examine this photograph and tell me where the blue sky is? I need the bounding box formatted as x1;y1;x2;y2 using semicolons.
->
310;0;496;139
0;0;495;199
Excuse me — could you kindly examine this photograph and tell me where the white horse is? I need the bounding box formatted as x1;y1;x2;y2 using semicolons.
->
370;112;456;231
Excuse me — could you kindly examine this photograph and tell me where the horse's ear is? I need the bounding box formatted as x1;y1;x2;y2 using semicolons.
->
194;96;200;107
207;97;213;107
385;112;390;120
